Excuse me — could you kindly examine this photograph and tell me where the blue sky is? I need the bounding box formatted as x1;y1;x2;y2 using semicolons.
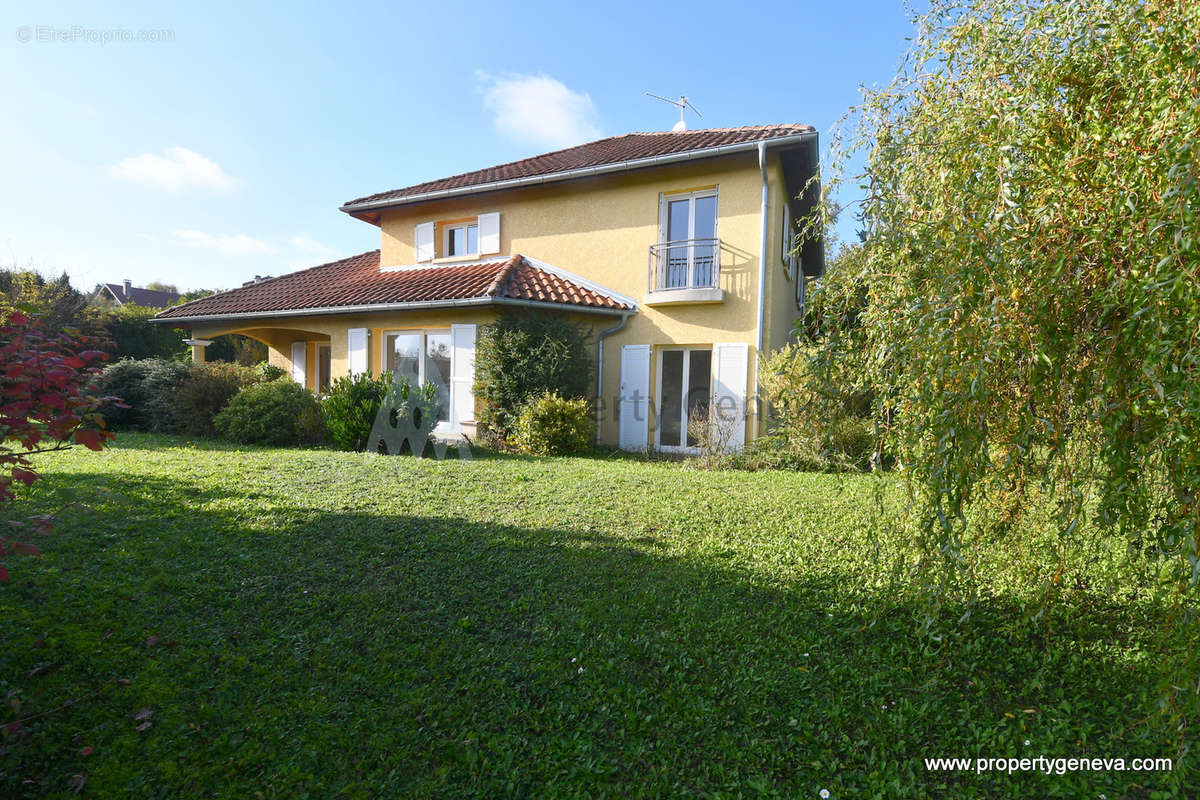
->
1;0;913;293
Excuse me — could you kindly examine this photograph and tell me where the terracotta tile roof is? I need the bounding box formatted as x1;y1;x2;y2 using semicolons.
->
153;251;634;321
341;124;815;210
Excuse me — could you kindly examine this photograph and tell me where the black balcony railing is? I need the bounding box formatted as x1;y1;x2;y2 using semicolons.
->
648;238;720;292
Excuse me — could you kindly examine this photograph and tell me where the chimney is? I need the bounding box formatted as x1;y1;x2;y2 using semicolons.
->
123;279;132;298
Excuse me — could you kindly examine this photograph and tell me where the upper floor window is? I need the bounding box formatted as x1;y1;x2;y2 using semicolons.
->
654;189;718;290
443;222;479;258
413;212;499;263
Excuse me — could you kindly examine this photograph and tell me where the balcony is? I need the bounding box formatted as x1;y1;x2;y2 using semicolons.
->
646;238;725;306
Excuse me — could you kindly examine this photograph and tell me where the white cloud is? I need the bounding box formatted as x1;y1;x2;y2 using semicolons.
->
109;147;239;191
476;71;601;149
173;230;275;256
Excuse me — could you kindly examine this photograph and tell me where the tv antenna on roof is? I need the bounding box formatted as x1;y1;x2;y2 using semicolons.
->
645;92;702;132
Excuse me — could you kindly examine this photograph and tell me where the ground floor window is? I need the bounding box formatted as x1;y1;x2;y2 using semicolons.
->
383;330;452;426
656;347;712;450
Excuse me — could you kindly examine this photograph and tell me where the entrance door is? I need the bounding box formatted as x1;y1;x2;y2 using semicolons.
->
656;347;712;451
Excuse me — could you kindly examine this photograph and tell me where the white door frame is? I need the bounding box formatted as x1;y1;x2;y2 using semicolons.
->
654;346;712;454
659;188;719;288
380;328;454;434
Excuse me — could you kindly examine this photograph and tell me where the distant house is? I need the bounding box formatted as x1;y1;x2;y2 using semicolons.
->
95;279;180;309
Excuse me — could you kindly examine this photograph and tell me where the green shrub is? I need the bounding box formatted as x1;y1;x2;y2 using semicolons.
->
254;362;286;382
171;362;259;438
728;434;832;472
370;377;443;456
96;358;190;432
512;391;594;456
475;312;591;447
214;379;325;446
757;342;883;472
827;416;875;469
321;371;394;451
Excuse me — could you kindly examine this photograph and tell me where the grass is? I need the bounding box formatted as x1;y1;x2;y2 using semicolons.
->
0;433;1190;798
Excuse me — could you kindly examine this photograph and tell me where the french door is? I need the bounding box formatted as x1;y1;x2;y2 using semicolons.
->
383;330;452;428
661;190;718;289
655;347;712;451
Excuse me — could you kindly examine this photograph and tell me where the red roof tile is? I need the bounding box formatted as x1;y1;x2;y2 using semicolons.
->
341;124;815;210
153;251;633;321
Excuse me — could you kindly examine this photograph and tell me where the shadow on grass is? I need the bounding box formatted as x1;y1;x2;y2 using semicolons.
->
0;467;1187;800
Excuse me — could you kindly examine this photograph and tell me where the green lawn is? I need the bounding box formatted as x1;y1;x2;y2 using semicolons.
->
0;434;1187;798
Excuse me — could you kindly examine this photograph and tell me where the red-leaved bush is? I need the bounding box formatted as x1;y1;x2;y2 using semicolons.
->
0;310;116;581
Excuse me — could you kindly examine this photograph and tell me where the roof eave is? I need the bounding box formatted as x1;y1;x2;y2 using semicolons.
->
151;296;634;325
339;131;818;215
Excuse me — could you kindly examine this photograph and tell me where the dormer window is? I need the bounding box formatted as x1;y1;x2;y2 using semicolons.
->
444;222;479;258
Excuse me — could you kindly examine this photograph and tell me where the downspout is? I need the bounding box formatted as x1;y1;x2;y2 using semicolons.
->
595;312;631;445
755;141;769;439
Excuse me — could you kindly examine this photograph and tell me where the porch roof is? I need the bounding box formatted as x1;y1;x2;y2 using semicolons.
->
153;251;636;324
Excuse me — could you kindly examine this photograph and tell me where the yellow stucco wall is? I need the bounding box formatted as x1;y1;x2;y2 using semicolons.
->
189;150;805;448
374;151;800;444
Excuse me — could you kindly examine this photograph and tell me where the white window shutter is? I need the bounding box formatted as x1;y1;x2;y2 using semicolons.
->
477;212;500;255
712;343;748;452
618;345;651;451
450;323;477;431
290;341;307;386
414;221;435;262
347;328;368;376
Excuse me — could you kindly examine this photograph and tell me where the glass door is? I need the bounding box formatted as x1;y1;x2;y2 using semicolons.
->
656;347;712;450
662;191;717;288
384;330;453;429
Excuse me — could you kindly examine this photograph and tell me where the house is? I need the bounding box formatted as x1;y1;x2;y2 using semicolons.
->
95;279;181;308
153;124;823;451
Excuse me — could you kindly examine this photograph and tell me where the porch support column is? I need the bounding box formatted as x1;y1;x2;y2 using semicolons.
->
183;338;213;363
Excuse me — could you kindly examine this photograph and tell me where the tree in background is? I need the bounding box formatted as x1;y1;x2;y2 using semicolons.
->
0;270;89;333
99;304;189;360
811;0;1200;740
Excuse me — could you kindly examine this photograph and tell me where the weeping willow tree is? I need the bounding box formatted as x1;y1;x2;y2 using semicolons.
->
809;0;1200;738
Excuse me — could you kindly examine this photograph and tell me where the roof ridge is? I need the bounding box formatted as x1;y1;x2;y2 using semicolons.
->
346;134;642;208
341;123;816;209
485;254;524;297
624;123;812;135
